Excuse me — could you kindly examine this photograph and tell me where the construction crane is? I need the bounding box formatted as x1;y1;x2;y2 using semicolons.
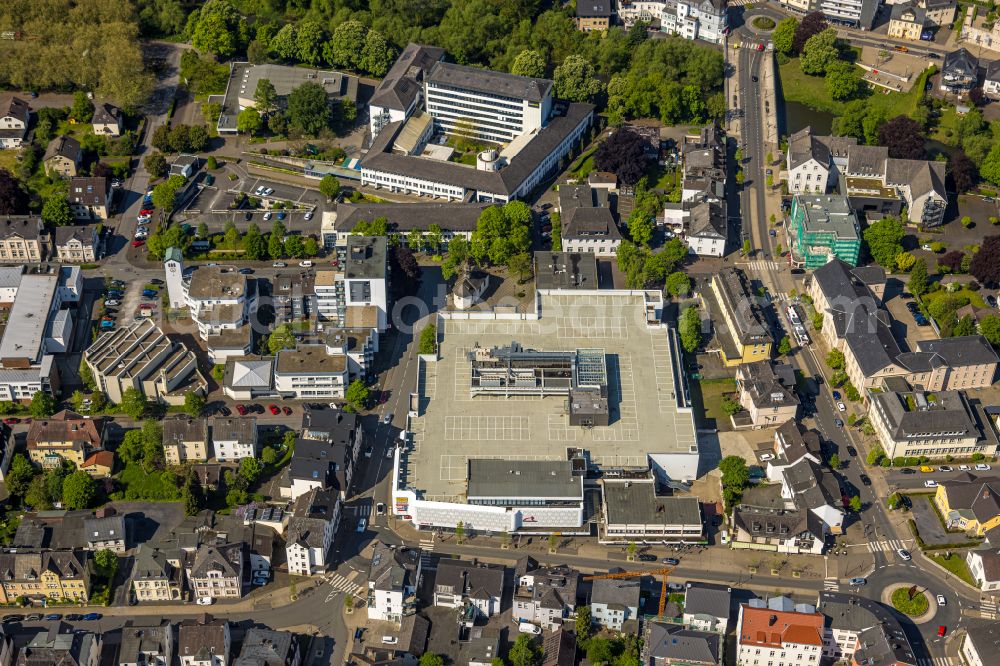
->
584;567;674;617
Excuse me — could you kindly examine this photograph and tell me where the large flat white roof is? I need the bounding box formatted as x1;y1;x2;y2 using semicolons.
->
0;274;57;363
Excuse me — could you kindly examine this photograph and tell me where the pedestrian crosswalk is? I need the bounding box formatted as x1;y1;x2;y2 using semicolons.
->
867;539;907;554
347;504;372;517
823;578;839;591
979;599;997;619
743;259;782;272
917;657;955;666
730;0;757;6
324;572;365;598
419;538;436;553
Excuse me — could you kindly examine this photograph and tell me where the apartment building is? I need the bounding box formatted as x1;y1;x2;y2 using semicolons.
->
131;544;184;602
767;419;823;481
178;617;231;666
368;540;421;623
576;0;614;31
55;226;99;263
209;416;257;462
0;550;90;603
941;48;978;95
0;216;47;263
514;563;579;631
736;361;800;427
933;474;1000;536
83;514;126;553
274;346;349;399
868;385;999;460
433;558;505;619
643;621;721;665
888;3;926;40
184;267;255;361
816;592;918;665
162;417;210;465
15;628;101;666
683;582;732;634
293;408;363;501
736;599;825;666
558;185;622;256
237;629;300;666
285;488;339;576
776;0;879;28
68;176;111;221
83;319;208;406
789;195;861;269
709;268;772;367
26;410;104;468
120;622;173;666
43;135;82;177
966;548;1000;591
0;96;30;149
590;578;640;631
964;625;1000;666
662;0;729;44
189;543;247;601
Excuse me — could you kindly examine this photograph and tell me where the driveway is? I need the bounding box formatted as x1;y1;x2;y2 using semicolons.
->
909;494;976;547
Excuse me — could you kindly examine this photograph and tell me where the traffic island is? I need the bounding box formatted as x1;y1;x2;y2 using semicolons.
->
882;583;937;624
751;16;776;30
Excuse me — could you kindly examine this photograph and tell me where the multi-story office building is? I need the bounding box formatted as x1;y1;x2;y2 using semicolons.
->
776;0;879;28
274;346;349;399
313;236;388;331
183;267;255;359
368;43;445;141
789;195;861;268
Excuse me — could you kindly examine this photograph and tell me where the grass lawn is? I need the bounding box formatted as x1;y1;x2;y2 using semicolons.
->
778;58;931;118
692;377;737;432
891;587;929;616
117;463;181;501
930;106;961;143
928;552;977;586
570;147;597;179
923;287;988;309
0;150;19;174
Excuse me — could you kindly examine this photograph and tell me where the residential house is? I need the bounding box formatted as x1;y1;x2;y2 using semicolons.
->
557;185;623;256
967;548;1000;591
0;96;30;149
0;550;90;603
15;628;101;666
683;582;732;634
433;558;505;619
709;268;772;367
235;628;300;666
80;450;113;478
643;621;721;665
542;628;577;666
868;385;999;460
601;478;703;542
963;624;1000;666
514;562;578;631
68;176;111;221
780;457;845;535
26;410;104;469
985;60;1000;100
209;416;257;462
736;361;800;427
91;103;122;137
590;576;640;631
163;417;209;465
120;621;174;666
736;599;825;666
178;617;231;666
662;0;729;44
816;591;917;665
766;419;823;482
921;0;957;25
888;3;927;40
189;543;247;601
83;514;126;553
131;544;185;602
55;226;100;263
941;48;979;95
44;135;83;177
576;0;613;31
934;473;1000;536
732;485;826;555
0;215;47;263
368;540;421;623
283;408;363;501
285;488;340;576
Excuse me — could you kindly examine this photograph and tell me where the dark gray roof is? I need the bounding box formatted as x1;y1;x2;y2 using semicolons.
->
854;624;918;666
434;558;505;600
90;103;120;126
944;47;978;78
970;548;1000;582
83;515;124;544
646;622;720;664
467;459;582;500
344;235;387;280
733;503;825;543
738;361;799;410
846;144;888;178
775;419;822;465
844;309;902;376
131;545;180;582
688;199;727;240
286;516;329;549
235;628;296;666
163;416;208;445
591;577;640;610
331;201;491;234
120;623;171;663
210;416;256;444
54;226;96;247
603;480;703;528
369;540;420;592
361;103;595;197
870;389;978;440
44;135;81;162
915;335;1000;368
890;2;927;22
812;259;878;303
576;0;613;17
301;407;358;444
713;268;771;346
68;176;109;208
817;591;916;666
939;474;1000;523
534;252;599;290
885;158;947;199
427;61;552;103
190;542;244;580
369;43;445;111
1;96;30;124
966;623;1000;658
988;59;1000;82
684;582;732;620
782;458;841;513
178;619;229;663
0;215;45;241
528;565;578;611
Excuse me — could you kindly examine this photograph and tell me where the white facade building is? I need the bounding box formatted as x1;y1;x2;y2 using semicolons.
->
736;601;825;666
183;266;254;345
210;416;257;462
662;0;729;44
285;488;339;576
963;625;1000;666
967;549;1000;591
591;578;640;631
274;346;349;399
0;96;30;149
368;541;421;623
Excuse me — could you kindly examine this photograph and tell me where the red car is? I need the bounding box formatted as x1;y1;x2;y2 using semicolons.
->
140;208;155;215
236;404;248;416
937;626;947;637
131;240;145;247
2;418;20;425
757;42;766;51
379;391;389;405
282;406;292;415
268;404;280;415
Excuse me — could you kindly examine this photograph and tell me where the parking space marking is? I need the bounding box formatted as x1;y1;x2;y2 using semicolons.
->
556;316;628;340
444;415;530;441
548;414;578;441
649;330;679;414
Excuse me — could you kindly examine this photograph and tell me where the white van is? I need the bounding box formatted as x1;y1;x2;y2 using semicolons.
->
518;622;542;635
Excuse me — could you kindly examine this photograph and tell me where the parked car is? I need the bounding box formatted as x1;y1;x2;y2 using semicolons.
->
277;211;286;221
376;503;386;516
299;260;313;267
236;404;248;416
837;402;846;412
238;268;254;275
217;406;231;416
938;465;953;472
254;186;265;196
976;464;992;471
282;406;292;415
987;294;998;308
920;465;934;473
859;474;871;486
662;557;680;566
20;614;40;622
272;262;286;267
263;212;272;221
131;240;145;247
196;597;214;606
849;577;866;586
1;615;22;624
383;413;393;425
105;299;120;307
834;418;844;428
44;614;61;621
365;446;373;458
924;480;938;488
305;211;313;220
637;553;656;562
65;614;82;621
356;518;366;533
81;613;101;621
263;187;274;196
832;391;841;400
142;289;158;298
268;404;280;415
960;464;971;471
760;453;774;461
518;622;542;635
3;418;20;425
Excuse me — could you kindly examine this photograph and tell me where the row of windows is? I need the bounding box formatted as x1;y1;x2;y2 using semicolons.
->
426;83;527;109
426;92;527;121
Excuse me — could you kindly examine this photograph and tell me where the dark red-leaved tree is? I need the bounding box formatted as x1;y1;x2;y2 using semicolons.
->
0;169;27;215
970;235;1000;285
970;87;986;107
948;151;978;193
877;115;926;159
595;128;650;187
390;245;421;297
938;250;964;273
793;12;829;53
91;162;113;179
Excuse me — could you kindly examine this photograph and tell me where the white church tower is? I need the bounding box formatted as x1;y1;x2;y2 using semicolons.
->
164;246;186;309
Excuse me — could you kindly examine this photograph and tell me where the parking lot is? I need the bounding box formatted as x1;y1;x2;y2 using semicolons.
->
883;292;937;349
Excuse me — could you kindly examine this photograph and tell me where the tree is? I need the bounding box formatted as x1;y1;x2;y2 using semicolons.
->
896;251;916;272
829;453;840;470
720;455;750;508
190;0;243;58
26;476;53;510
303;237;319;257
949;151;977;193
981;314;1000;346
826;349;845;370
182;470;204;517
6;454;36;500
800;29;841;75
183;391;205;417
268;323;297;354
419;655;445;666
867;445;886;466
344;379;370;413
29;391;56;419
509;634;543;666
268;231;285;260
286;82;331;136
511;49;546;78
455;521;464;544
849;495;862;512
576;605;593;644
0;169;28;214
253;78;277;115
938;250;965;273
284;235;303;258
71;91;94;123
722;396;742;416
909;258;929;297
144;153;168;179
970;235;1000;285
319;175;341;201
665;271;692;297
117;430;144;466
863;216;905;270
152;176;185;212
773;17;798;55
553;55;604;103
793;11;829;53
825;60;865;101
877;115;926;160
980;143;1000;187
778;335;792;355
42;197;73;227
359;30;397;77
628;211;655;247
594;128;649;186
679;306;702;353
62;471;98;510
237;108;262;136
470;202;531;267
508;252;533;283
295;17;326;66
119;387;148;419
94;549;117;578
243;224;267;260
238;457;264;486
327;20;368;70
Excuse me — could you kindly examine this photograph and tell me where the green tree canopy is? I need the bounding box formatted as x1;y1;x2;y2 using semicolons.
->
772;18;798;55
253;78;277;115
319;175;341;200
863;216;905;271
360;30;397;77
327;20;368;70
345;379;370;413
511;49;547;78
470;202;532;267
29;391;56;419
908;257;929;297
268;323;297;354
183;391;205;417
553;54;604;103
679;305;702;353
237;108;263;135
509;634;543;666
42;197;73;227
6;454;36;500
119;387;148;419
62;471;98;509
825;60;865;101
800;29;841;75
286;82;332;136
664;271;692;297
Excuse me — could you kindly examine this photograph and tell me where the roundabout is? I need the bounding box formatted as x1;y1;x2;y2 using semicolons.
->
881;582;939;624
751;15;776;30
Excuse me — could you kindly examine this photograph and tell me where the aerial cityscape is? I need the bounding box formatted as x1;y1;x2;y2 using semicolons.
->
1;0;1000;664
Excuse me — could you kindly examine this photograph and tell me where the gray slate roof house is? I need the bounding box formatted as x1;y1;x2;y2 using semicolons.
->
683;582;732;632
942;47;979;91
120;621;173;666
369;43;446;114
82;514;126;551
178;617;229;665
644;621;720;665
234;627;299;666
44;135;82;163
577;0;613;17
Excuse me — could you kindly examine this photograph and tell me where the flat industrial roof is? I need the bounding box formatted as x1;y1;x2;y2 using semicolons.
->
0;274;57;363
405;291;698;502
